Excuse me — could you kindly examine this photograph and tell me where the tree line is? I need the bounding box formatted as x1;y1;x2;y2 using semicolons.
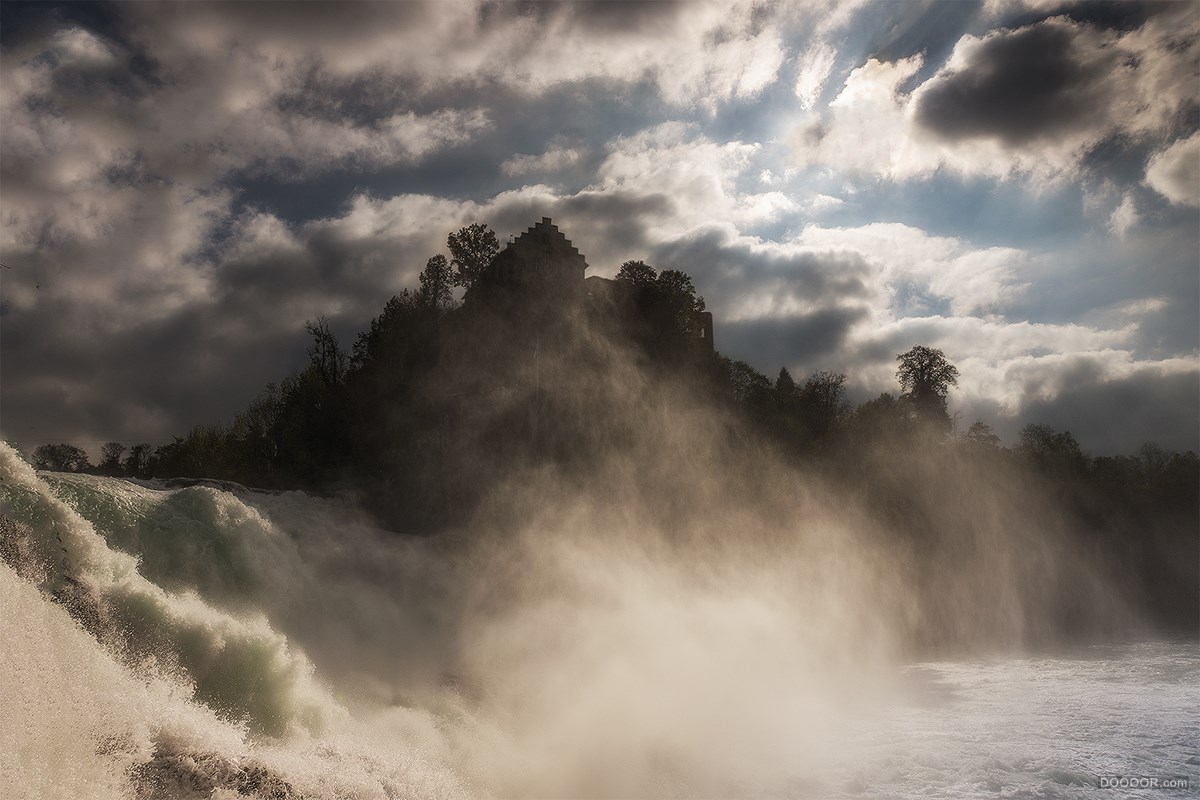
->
24;221;1195;499
18;220;1197;632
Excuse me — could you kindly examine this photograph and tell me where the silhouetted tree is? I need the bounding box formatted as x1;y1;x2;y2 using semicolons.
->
447;223;499;289
1136;442;1171;482
963;419;1001;448
852;392;911;442
721;358;773;417
616;259;657;288
305;317;348;387
99;442;126;475
154;426;236;478
613;260;709;365
123;443;152;477
802;370;847;417
896;345;959;431
418;254;455;311
344;288;443;520
32;443;91;472
774;367;796;397
1018;423;1086;474
350;290;428;372
800;370;849;444
657;269;706;335
230;384;283;482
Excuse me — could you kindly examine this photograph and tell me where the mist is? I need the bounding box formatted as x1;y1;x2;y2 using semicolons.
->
5;282;1185;798
4;1;1198;795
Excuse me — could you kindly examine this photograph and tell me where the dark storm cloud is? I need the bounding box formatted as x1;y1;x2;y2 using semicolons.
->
484;0;689;33
1004;216;1200;357
913;21;1113;147
2;298;312;451
568;0;688;32
717;308;869;375
146;0;436;48
0;1;126;50
1008;0;1180;33
242;76;672;223
550;191;675;260
1079;133;1162;185
1016;362;1200;455
647;228;872;309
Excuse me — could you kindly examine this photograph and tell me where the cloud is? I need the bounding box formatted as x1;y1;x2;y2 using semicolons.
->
1009;358;1199;454
794;223;1031;317
719;308;870;372
794;42;837;111
0;16;496;287
120;0;792;110
913;21;1114;147
1;1;1195;458
501;144;585;177
1107;194;1140;238
1144;132;1200;206
838;314;1189;432
794;9;1200;187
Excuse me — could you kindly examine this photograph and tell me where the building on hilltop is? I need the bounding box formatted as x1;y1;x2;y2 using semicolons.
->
470;216;713;355
472;217;588;305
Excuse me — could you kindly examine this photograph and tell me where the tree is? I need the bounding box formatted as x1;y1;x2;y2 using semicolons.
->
797;370;849;443
963;419;1001;448
350;290;425;371
774;367;796;397
123;443;151;477
99;442;126;474
852;392;912;442
1136;441;1170;480
1018;423;1086;473
801;370;847;417
721;358;772;409
418;254;455;311
613;260;708;363
32;443;91;472
616;260;657;288
656;269;705;313
654;268;707;349
305;316;347;387
447;223;499;289
896;345;959;431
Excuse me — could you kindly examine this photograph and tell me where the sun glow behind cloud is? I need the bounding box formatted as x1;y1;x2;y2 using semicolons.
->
0;0;1195;454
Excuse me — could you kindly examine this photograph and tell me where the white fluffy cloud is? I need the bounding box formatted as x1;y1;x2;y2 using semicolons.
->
1144;132;1200;207
501;145;585;177
794;43;838;111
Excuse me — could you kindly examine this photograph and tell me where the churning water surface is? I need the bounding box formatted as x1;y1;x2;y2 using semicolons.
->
1;446;1195;799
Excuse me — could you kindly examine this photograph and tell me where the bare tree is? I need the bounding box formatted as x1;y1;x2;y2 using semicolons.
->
99;442;126;474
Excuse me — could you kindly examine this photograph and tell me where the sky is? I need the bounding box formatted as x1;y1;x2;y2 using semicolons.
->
1;0;1197;457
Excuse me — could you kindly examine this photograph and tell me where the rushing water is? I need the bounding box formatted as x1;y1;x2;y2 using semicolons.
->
812;640;1199;799
1;445;1195;799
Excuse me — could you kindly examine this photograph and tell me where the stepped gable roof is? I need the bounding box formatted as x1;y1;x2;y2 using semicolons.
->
502;217;588;274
